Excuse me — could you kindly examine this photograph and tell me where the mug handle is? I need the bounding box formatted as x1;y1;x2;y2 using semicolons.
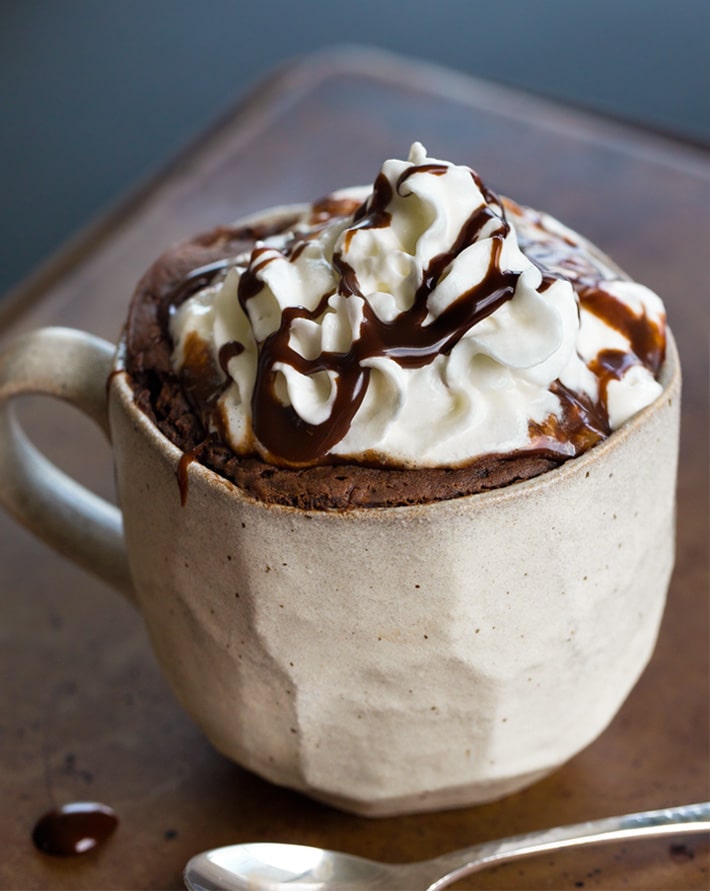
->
0;327;135;604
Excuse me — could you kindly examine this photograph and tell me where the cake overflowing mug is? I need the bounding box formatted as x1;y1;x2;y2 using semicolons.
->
0;145;680;816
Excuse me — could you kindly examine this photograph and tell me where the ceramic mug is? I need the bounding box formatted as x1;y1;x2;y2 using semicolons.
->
0;325;680;816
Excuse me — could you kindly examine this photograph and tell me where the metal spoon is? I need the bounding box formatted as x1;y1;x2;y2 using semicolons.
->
184;801;709;890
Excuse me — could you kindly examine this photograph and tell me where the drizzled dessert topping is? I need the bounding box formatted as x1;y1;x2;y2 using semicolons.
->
169;143;666;469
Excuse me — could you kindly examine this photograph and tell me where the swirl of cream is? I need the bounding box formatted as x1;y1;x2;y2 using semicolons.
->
170;143;664;468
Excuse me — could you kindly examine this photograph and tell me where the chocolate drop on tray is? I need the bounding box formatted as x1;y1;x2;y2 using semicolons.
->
31;801;118;856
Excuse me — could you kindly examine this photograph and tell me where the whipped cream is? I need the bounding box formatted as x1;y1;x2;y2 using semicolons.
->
170;143;666;468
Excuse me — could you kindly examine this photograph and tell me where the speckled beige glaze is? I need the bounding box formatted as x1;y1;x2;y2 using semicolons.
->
110;333;680;816
0;323;681;817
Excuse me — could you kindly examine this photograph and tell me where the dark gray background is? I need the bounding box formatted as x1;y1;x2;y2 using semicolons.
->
1;0;708;298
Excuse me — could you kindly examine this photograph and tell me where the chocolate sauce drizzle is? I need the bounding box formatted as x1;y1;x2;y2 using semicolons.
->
235;167;520;466
177;437;215;506
167;167;666;476
580;285;664;374
159;258;232;332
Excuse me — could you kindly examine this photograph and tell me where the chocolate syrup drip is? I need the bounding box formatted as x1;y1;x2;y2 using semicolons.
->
157;258;232;333
353;171;393;223
218;340;244;375
579;285;665;373
32;802;118;857
546;380;610;454
588;348;642;431
236;246;275;304
177;438;213;506
530;286;664;453
539;272;559;293
241;195;519;465
344;180;393;249
396;163;448;192
514;212;666;442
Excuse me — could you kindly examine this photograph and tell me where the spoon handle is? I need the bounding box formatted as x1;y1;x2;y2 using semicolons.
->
427;802;710;889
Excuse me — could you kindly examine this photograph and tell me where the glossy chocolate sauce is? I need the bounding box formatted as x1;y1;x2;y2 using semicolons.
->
177;438;212;506
32;801;118;857
224;168;522;467
517;210;666;448
580;285;664;373
159;258;232;332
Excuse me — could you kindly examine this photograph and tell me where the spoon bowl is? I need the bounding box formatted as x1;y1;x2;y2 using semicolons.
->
187;842;406;889
184;802;710;891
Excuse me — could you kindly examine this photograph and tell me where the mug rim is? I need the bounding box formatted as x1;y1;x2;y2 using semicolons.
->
109;327;680;519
